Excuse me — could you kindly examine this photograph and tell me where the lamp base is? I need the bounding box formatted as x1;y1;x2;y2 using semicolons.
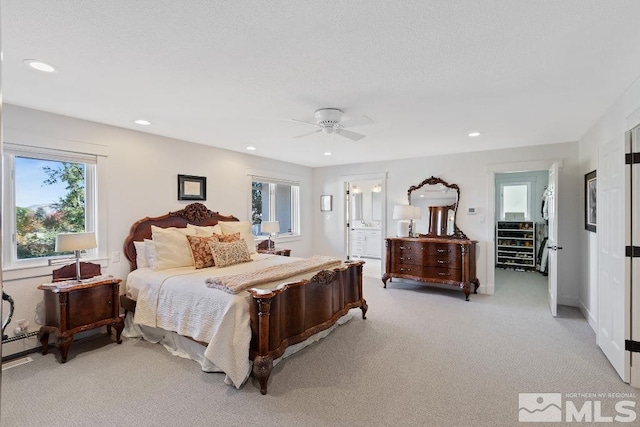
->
397;221;410;238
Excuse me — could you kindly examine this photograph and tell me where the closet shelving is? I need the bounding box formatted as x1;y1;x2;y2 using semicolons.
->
496;221;536;271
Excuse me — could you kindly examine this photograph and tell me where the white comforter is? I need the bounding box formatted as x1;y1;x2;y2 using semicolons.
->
128;253;325;388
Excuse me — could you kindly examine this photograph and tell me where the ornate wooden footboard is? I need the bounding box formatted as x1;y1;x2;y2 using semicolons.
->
249;260;367;395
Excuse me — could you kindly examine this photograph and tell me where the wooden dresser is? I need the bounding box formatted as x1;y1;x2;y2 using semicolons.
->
382;237;479;300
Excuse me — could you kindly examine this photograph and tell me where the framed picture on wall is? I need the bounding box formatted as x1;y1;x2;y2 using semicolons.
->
584;170;596;232
178;174;207;201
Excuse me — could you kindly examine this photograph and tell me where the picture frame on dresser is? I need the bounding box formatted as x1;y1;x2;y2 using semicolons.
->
584;170;596;232
178;174;207;201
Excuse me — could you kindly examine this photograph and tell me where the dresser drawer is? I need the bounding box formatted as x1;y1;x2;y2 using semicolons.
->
423;255;461;269
390;263;426;276
422;267;461;282
422;243;460;257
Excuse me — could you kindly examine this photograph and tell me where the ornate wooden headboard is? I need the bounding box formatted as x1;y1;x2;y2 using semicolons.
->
123;203;239;270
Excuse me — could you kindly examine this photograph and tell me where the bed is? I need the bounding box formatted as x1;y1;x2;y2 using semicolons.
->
121;203;367;394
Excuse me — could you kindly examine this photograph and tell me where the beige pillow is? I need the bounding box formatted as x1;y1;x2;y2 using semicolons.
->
187;224;222;236
144;239;158;270
218;221;256;254
134;241;149;268
208;239;252;268
186;233;240;269
151;225;195;270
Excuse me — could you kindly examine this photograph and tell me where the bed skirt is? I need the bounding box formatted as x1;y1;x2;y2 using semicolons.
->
123;311;353;388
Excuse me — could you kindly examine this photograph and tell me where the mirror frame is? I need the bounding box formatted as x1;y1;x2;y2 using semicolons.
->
407;176;468;239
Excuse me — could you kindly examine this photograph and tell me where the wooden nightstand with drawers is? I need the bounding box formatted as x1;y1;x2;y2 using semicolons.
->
37;277;124;363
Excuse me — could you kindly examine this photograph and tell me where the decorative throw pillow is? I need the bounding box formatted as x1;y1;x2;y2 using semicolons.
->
208;239;252;268
186;233;241;269
134;241;149;268
217;221;256;254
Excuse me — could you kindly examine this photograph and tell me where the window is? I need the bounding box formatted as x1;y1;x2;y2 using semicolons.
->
500;182;530;220
251;178;300;237
3;144;98;268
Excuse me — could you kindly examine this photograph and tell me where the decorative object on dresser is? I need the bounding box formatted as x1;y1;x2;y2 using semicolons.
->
495;221;537;271
54;232;97;281
383;176;479;300
392;205;413;237
37;277;123;363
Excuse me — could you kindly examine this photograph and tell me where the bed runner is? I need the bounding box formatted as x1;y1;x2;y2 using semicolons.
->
205;256;342;294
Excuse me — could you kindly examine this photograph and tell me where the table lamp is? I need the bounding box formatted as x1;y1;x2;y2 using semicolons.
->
410;206;422;237
393;205;413;237
261;221;279;249
55;232;97;281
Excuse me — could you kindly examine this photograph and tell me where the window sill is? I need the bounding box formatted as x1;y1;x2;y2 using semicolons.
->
2;258;109;282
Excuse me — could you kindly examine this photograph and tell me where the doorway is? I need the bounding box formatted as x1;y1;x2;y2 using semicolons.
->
494;171;549;295
341;173;387;280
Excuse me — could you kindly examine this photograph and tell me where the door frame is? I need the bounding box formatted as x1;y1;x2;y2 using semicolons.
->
339;172;387;266
485;159;563;295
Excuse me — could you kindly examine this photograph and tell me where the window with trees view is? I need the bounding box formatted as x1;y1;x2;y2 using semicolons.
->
251;179;300;237
3;146;98;267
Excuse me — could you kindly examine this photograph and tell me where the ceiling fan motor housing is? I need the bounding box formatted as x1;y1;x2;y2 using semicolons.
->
315;108;343;133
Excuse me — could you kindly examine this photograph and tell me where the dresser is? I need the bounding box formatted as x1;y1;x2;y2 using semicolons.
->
382;237;479;300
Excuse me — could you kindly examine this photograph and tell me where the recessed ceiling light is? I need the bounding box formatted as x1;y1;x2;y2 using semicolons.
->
324;152;332;156
468;132;481;137
24;59;57;73
246;146;256;151
134;119;151;126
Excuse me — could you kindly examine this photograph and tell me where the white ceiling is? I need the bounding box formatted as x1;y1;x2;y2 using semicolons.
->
4;1;640;167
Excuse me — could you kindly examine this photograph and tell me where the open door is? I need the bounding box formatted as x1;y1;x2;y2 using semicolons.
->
597;136;629;382
546;162;560;317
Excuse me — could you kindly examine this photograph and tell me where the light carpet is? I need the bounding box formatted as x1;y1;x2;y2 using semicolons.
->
1;270;636;426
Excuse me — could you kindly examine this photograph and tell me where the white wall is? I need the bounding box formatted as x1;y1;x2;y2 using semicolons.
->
2;104;313;357
312;141;581;303
577;76;640;331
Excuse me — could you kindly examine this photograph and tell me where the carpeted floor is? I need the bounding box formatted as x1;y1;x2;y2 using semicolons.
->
1;271;636;426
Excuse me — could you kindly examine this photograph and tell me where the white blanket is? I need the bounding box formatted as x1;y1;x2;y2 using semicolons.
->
130;253;331;388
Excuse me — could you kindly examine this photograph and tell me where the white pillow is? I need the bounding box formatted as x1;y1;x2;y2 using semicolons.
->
151;225;195;270
187;224;222;236
134;241;149;268
218;221;256;254
144;239;158;270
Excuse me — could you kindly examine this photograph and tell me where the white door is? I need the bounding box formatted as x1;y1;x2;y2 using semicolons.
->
597;137;629;382
547;162;560;317
631;127;640;388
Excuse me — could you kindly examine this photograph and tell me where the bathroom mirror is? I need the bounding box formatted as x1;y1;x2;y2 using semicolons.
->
408;176;466;238
351;192;363;221
371;191;382;221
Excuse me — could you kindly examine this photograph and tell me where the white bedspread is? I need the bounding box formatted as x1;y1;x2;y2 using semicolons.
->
128;253;331;388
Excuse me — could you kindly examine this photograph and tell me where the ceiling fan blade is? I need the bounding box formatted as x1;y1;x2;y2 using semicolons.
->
337;129;366;141
340;115;373;129
291;118;319;127
293;129;322;138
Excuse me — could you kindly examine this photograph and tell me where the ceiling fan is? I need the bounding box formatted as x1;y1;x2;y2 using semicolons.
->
291;108;373;141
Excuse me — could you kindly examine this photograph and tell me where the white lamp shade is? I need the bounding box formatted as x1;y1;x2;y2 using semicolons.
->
55;232;97;252
261;221;280;234
393;205;413;220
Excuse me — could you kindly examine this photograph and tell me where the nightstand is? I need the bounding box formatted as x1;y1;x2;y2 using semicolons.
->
37;278;124;363
257;248;291;257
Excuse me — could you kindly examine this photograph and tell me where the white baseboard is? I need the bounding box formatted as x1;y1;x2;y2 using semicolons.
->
579;299;597;332
479;283;494;295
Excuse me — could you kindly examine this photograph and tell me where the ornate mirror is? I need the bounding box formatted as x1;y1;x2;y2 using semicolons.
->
408;176;467;238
